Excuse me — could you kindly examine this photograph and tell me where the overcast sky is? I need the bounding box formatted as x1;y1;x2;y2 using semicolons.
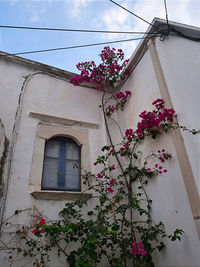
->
0;0;200;73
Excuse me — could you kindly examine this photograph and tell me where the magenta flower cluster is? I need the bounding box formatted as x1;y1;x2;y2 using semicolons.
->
105;90;131;117
95;163;116;193
136;99;175;138
130;241;147;256
146;149;172;174
32;218;46;235
157;148;172;161
69;46;130;90
107;177;116;193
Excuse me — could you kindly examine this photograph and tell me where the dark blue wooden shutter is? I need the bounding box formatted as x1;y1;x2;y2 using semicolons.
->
42;137;81;192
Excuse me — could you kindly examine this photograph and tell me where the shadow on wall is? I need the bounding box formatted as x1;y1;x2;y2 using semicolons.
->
0;120;8;195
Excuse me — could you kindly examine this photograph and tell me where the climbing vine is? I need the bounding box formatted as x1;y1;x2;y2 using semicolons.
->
1;47;199;267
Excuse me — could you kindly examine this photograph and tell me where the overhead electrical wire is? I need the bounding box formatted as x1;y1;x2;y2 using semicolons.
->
0;34;160;57
163;0;169;26
0;25;156;35
108;0;161;32
163;0;169;34
1;0;198;60
108;0;200;42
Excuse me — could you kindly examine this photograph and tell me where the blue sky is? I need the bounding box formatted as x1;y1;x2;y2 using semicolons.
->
0;0;200;73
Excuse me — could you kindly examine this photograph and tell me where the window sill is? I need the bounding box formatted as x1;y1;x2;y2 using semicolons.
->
30;190;92;201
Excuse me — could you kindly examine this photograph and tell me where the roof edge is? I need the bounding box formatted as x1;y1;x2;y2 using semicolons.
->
0;51;80;82
116;17;200;90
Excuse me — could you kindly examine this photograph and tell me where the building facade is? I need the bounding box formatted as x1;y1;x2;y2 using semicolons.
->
0;18;200;266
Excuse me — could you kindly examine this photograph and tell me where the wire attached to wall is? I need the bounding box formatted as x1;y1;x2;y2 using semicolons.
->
0;25;156;35
163;0;169;34
0;34;160;57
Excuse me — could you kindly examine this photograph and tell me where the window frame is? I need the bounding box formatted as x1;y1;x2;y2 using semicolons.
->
41;136;81;192
28;123;92;200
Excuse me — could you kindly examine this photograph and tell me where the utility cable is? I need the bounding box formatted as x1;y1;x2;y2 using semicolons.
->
164;0;169;26
0;25;155;35
164;0;169;33
108;0;161;32
0;34;160;57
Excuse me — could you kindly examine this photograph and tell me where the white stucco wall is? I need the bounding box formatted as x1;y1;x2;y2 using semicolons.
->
118;37;200;266
155;36;200;193
0;60;108;266
0;59;36;139
0;29;200;266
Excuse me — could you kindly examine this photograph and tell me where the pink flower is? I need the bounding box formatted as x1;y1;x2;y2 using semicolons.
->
146;168;151;172
159;166;162;170
107;187;114;193
138;242;144;250
97;173;103;179
116;92;125;99
152;98;164;105
110;148;115;153
32;228;37;234
93;162;97;166
111;164;115;170
159;171;162;174
39;219;46;225
40;229;45;234
109;179;115;186
130;241;147;256
125;128;133;137
162;149;165;152
155;164;158;168
163;169;167;173
131;246;137;255
141;250;147;256
125;90;131;96
159;157;165;163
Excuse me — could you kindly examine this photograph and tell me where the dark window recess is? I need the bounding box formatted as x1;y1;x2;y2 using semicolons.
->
42;137;81;192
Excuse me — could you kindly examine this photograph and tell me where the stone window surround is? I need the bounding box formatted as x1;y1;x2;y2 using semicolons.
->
28;123;92;200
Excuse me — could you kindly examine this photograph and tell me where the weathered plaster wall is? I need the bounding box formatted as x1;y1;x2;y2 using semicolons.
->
0;32;200;266
155;36;200;193
0;59;35;139
118;39;200;266
0;68;107;266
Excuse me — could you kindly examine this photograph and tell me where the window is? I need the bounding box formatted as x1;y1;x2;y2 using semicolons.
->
42;137;81;192
29;123;92;200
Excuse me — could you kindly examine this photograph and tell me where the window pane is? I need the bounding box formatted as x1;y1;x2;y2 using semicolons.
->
65;160;80;191
42;137;81;191
66;142;79;160
42;158;58;189
45;140;59;158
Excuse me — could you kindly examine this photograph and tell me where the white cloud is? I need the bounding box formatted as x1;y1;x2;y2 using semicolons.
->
100;1;140;57
30;14;41;23
131;0;200;30
66;0;93;18
9;0;51;23
100;0;200;58
23;1;46;24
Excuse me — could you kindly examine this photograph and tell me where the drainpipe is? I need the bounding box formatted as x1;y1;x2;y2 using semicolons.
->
0;71;71;230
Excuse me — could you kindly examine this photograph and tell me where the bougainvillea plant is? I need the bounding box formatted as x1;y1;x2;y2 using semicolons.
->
70;46;130;90
1;47;199;267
